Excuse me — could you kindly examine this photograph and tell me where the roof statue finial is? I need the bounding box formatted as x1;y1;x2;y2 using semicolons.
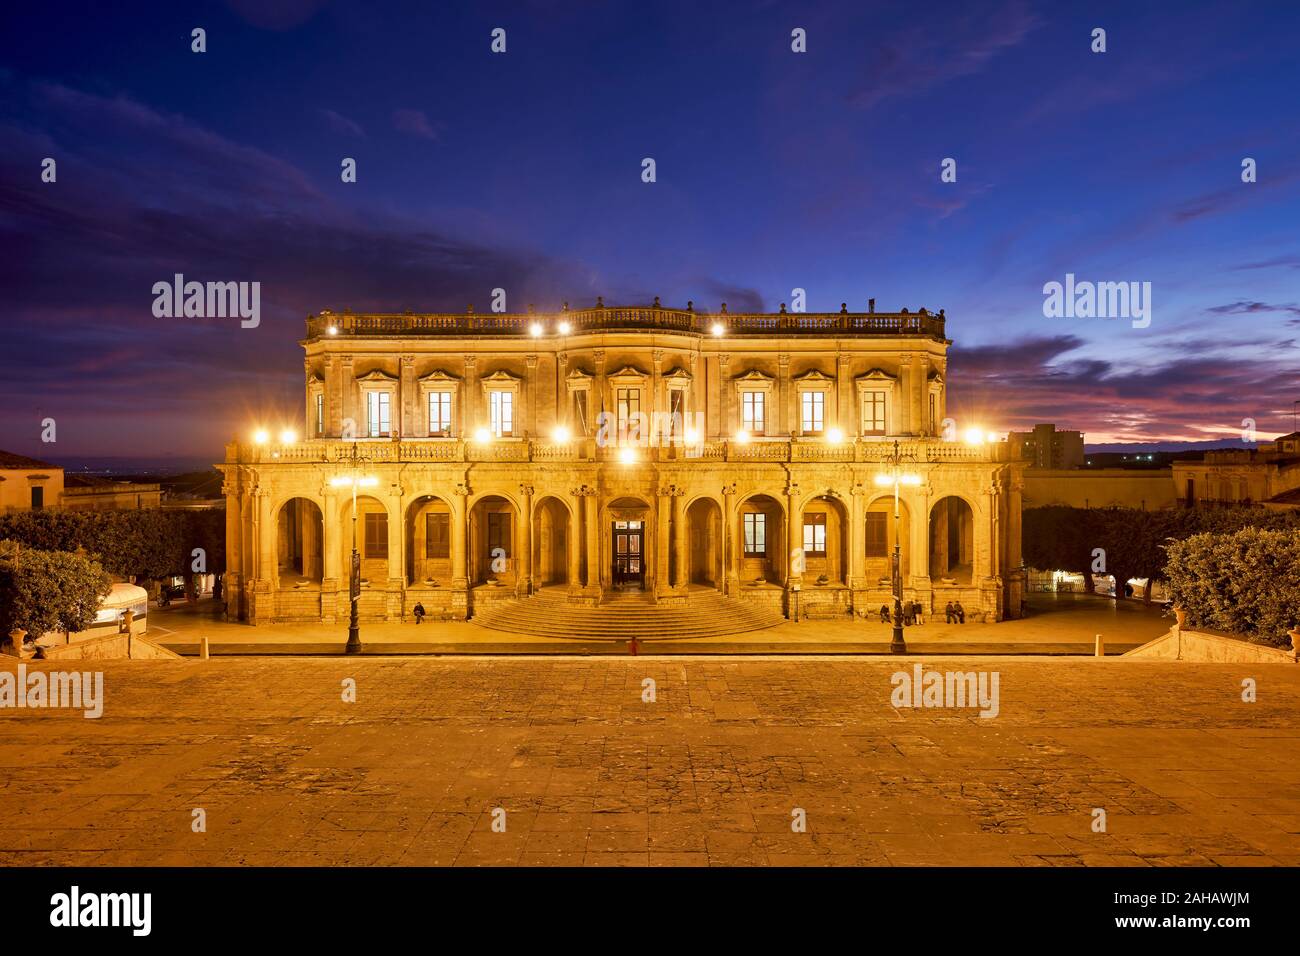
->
687;300;694;312
596;295;604;308
720;302;728;314
840;303;847;313
779;303;787;314
467;303;474;314
653;295;661;307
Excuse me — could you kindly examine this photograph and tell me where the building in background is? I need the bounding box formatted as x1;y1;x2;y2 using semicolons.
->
1007;423;1085;470
62;474;162;511
0;451;62;513
220;301;1026;626
1173;432;1300;509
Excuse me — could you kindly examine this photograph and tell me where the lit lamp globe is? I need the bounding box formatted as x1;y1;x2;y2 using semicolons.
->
734;429;751;444
557;320;572;335
252;429;270;445
826;427;844;444
618;447;637;465
279;429;297;444
964;428;986;445
474;427;493;444
552;425;571;443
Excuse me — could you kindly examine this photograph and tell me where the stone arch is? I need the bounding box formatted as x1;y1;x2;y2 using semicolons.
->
864;493;912;582
930;495;975;585
685;496;723;587
276;497;323;584
532;495;572;587
736;493;785;586
405;494;454;586
800;494;849;586
338;494;391;582
469;494;520;587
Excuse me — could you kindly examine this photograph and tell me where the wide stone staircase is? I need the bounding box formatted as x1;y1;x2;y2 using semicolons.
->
470;587;786;641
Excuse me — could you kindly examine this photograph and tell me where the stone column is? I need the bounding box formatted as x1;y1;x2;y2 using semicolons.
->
557;352;569;429
848;483;867;591
785;482;802;588
566;491;582;592
518;483;533;595
719;353;732;436
910;353;924;437
651;350;664;441
584;487;600;591
340;355;354;437
722;482;739;595
655;488;672;599
672;487;687;588
321;488;341;624
836;354;852;434
525;355;538;438
399;354;415;439
778;353;791;436
593;350;607;430
386;484;404;620
451;482;469;619
462;355;478;438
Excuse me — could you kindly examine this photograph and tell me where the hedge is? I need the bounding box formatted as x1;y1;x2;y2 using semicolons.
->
1164;528;1300;647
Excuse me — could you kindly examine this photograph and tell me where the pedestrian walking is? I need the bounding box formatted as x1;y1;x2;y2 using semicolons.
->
879;604;891;623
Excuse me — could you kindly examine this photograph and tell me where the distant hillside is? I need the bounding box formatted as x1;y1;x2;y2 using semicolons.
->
1083;439;1254;454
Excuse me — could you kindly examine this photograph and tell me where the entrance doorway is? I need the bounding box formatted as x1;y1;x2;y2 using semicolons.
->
612;520;644;589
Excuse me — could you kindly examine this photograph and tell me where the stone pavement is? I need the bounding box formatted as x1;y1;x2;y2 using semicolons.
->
148;592;1171;655
1;656;1298;866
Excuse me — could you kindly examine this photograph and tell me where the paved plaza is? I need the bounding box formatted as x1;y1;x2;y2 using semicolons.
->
147;592;1172;655
2;655;1298;866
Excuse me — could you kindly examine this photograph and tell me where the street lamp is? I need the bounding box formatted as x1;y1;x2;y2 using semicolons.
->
329;444;378;654
874;439;921;654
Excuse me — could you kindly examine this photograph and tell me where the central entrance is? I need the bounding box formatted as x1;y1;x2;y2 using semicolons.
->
612;520;644;589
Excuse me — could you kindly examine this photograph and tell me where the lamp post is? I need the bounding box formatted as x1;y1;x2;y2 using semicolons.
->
874;439;921;654
329;443;378;654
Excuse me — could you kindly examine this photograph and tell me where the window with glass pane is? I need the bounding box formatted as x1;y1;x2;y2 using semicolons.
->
363;512;387;559
863;391;886;435
315;393;324;436
367;391;391;437
865;512;888;557
616;388;641;439
929;393;937;435
428;392;451;435
668;389;685;438
425;513;450;558
803;513;827;557
489;391;513;436
801;391;824;433
742;391;765;433
743;512;766;556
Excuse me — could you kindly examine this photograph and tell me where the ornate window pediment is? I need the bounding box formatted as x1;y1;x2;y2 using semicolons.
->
419;369;461;384
609;365;648;385
480;369;521;386
794;369;834;386
662;366;692;387
356;368;399;384
733;369;775;387
857;368;898;384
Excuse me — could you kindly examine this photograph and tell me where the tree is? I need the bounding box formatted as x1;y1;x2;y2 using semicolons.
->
1165;527;1300;647
0;545;113;639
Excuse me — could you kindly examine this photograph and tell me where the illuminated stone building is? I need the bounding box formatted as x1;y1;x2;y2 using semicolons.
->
218;301;1025;627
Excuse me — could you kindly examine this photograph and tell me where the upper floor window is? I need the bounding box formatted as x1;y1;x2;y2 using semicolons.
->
30;487;44;510
802;514;827;557
742;391;766;434
489;390;514;437
929;393;937;436
863;391;887;436
616;387;642;441
428;392;452;436
315;393;325;437
801;391;824;433
366;391;391;437
743;513;767;556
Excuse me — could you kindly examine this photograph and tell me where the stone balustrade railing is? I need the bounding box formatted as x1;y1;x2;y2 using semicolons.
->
304;307;947;341
226;437;1011;465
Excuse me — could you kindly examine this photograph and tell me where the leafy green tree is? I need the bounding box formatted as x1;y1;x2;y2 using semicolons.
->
0;546;112;638
1165;527;1300;646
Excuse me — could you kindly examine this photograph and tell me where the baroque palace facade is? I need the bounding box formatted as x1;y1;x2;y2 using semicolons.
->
219;301;1026;626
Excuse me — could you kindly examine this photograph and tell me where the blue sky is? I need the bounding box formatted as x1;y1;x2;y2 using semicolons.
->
1;0;1298;459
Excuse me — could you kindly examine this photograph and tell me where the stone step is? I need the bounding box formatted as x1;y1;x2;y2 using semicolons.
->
471;588;786;639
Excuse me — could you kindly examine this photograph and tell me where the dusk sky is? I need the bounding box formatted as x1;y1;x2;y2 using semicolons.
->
2;0;1298;463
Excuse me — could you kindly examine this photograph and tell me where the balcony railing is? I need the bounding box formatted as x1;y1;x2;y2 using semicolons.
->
304;306;948;341
226;437;1009;465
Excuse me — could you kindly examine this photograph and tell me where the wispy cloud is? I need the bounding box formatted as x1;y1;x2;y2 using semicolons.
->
392;108;442;141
